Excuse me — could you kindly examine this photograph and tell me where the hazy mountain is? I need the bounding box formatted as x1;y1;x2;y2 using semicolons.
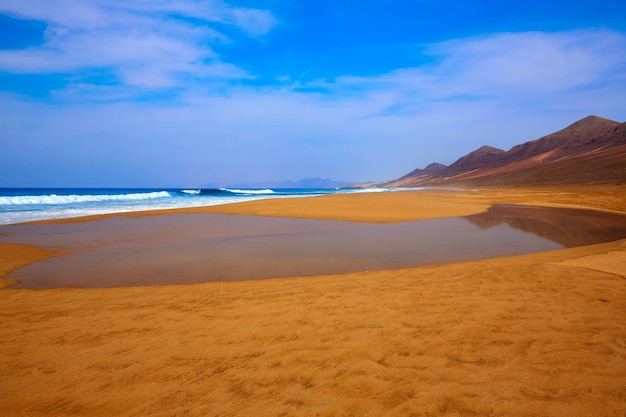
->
227;178;352;189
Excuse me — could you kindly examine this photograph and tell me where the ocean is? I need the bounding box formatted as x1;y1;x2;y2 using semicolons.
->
0;187;393;225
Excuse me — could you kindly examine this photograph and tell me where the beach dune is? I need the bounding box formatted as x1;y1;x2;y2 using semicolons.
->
1;187;625;416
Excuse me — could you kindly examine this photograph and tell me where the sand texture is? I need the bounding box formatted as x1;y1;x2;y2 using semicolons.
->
1;186;626;416
0;243;57;289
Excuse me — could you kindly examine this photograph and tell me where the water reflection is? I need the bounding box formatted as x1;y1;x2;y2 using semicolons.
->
2;205;625;288
464;205;626;247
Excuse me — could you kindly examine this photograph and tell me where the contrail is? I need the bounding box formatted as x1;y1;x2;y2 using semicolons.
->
291;39;348;89
290;1;393;90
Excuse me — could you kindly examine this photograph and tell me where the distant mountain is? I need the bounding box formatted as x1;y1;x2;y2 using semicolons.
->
228;178;352;189
384;115;626;187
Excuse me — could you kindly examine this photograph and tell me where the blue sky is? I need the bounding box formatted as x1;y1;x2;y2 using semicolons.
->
1;0;625;187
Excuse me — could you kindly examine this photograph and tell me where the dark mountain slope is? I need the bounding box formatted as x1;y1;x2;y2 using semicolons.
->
385;116;626;187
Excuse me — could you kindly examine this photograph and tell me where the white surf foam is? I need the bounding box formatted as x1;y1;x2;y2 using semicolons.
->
221;188;275;195
0;191;171;205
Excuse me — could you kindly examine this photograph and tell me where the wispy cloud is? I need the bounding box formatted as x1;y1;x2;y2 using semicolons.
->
332;30;626;103
428;30;626;93
1;18;625;186
0;0;276;88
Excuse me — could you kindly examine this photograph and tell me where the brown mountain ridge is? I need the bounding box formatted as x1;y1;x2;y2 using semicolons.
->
385;115;626;187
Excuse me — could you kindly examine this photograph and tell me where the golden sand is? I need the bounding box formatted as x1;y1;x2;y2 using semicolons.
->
1;186;625;416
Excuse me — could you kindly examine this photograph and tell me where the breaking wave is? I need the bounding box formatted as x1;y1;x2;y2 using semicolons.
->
0;191;171;205
220;188;275;195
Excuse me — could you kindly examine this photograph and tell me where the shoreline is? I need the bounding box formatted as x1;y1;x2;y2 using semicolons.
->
8;184;626;227
2;185;624;289
2;185;624;288
1;186;625;416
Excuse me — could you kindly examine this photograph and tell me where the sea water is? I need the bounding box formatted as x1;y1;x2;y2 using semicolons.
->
0;187;395;225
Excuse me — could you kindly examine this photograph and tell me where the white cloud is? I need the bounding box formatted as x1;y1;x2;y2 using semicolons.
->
221;6;277;36
1;27;625;186
429;30;626;93
0;0;275;87
332;30;626;100
0;0;107;30
6;70;623;187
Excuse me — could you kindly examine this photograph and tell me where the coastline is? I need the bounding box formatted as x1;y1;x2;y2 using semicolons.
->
1;186;625;416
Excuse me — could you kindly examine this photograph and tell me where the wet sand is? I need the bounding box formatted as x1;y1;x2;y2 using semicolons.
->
1;186;626;416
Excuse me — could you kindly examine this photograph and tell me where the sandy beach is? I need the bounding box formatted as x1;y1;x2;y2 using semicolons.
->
1;186;625;416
